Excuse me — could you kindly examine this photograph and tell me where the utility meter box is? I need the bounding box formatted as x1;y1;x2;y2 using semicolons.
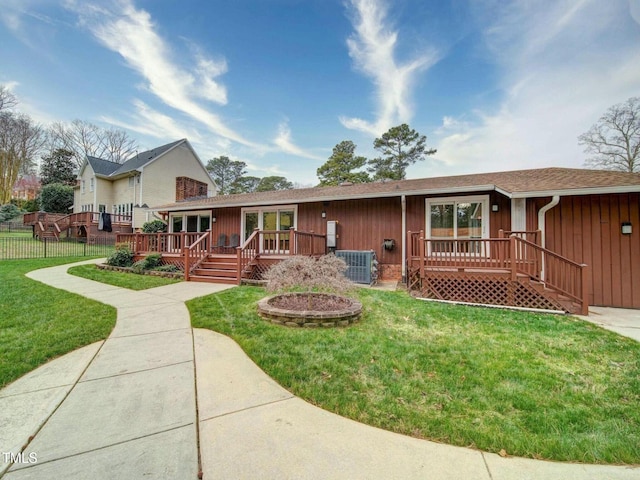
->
327;220;338;248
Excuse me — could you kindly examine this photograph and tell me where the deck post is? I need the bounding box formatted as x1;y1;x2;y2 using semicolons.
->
498;229;504;239
134;232;140;254
181;231;189;281
419;230;425;281
580;264;589;315
236;247;242;285
290;227;296;255
310;230;314;256
509;235;517;281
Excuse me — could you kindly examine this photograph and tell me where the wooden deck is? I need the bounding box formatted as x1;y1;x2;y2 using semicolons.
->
118;228;327;285
24;212;132;242
407;231;588;315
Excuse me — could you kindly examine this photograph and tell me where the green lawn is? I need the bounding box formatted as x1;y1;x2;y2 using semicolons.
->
188;286;640;464
0;258;116;388
68;264;182;290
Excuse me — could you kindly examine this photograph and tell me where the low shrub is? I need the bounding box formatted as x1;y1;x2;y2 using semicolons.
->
154;264;179;273
263;254;353;293
131;253;162;273
141;220;167;233
105;245;134;267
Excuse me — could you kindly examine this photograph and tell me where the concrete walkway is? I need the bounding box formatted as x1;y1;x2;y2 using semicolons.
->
1;260;638;479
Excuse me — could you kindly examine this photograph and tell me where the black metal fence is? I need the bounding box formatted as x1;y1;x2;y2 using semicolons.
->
0;222;33;233
0;236;117;261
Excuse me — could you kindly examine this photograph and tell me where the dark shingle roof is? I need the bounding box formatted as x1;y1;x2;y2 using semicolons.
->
86;156;121;176
85;139;185;178
153;167;640;211
111;139;184;176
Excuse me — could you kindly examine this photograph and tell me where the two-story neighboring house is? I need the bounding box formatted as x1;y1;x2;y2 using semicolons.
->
74;138;215;230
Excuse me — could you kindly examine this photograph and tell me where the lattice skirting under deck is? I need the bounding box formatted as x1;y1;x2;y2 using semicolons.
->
419;271;565;312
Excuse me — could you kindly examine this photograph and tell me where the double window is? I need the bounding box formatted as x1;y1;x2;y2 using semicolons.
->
426;196;489;254
242;206;297;253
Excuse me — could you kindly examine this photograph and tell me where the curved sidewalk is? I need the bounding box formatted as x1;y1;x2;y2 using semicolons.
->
1;260;638;479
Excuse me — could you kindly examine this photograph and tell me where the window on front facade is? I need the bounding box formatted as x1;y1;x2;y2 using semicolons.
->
90;177;94;192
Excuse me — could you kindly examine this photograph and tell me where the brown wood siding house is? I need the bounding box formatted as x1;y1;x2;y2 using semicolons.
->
154;168;640;309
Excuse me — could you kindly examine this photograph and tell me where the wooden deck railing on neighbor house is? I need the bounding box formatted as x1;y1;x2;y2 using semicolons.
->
407;230;588;315
24;211;132;226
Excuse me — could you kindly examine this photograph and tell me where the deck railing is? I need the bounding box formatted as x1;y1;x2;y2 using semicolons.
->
236;228;327;283
408;230;588;314
183;231;211;280
119;228;327;285
25;211;132;228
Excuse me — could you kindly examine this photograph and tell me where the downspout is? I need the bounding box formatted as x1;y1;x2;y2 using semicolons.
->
401;195;406;283
537;195;560;280
537;195;560;250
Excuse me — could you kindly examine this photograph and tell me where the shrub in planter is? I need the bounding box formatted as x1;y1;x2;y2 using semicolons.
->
132;253;163;273
105;245;134;267
263;254;353;294
154;264;179;273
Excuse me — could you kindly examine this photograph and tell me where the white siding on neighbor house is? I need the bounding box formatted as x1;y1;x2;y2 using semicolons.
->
75;166;99;212
136;143;215;228
95;178;114;212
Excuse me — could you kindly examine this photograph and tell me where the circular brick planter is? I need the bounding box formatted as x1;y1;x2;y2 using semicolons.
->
257;293;362;327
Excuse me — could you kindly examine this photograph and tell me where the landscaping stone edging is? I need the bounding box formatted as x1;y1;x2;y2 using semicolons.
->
257;292;362;327
96;263;184;279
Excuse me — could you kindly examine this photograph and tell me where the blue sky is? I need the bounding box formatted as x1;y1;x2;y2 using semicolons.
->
1;0;639;186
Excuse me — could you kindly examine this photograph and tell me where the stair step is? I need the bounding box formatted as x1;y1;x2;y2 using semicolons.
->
201;261;236;269
194;268;237;278
189;275;237;284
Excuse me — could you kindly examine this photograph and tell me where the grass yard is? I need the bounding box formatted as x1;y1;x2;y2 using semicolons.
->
68;264;182;290
0;258;116;388
188;286;640;464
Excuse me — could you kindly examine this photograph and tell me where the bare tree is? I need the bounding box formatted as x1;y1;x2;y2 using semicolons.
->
47;119;138;168
0;85;18;112
578;97;640;173
0;111;46;203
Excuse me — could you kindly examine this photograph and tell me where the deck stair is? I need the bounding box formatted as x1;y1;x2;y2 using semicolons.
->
189;254;238;284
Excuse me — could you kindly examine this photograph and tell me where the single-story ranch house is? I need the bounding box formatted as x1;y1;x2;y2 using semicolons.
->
120;167;640;313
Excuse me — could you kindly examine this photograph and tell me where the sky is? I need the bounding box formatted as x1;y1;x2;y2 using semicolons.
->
1;0;639;186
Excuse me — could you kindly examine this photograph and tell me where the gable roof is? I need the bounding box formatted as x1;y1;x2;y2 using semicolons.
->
86;156;121;176
81;139;188;179
110;139;185;177
153;167;640;212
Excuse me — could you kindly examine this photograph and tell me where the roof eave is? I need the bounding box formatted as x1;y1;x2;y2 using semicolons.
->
510;185;640;198
151;184;501;212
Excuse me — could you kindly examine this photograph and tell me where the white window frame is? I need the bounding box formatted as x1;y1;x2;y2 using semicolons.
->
425;195;490;256
169;210;212;233
241;205;298;240
241;205;298;253
89;177;94;192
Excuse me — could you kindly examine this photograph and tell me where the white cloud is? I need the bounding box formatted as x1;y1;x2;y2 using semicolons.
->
99;99;200;142
340;0;440;136
65;0;260;149
422;0;640;177
273;120;324;161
